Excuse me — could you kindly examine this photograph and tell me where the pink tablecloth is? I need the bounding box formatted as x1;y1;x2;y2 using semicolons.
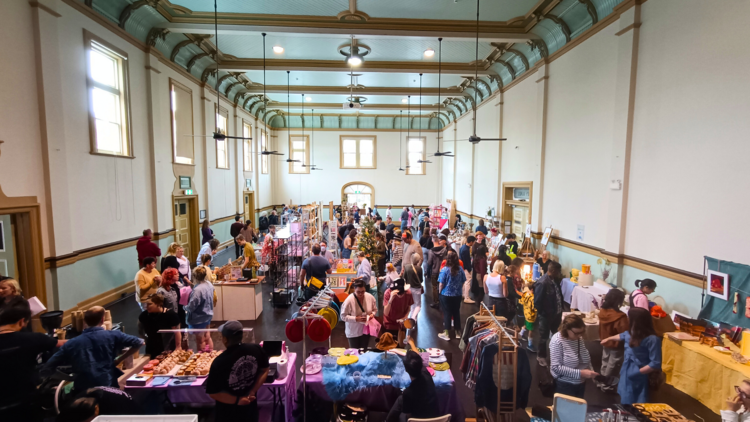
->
125;353;297;422
296;367;464;421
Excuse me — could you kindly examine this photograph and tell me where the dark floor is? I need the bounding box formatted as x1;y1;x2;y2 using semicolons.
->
106;246;716;421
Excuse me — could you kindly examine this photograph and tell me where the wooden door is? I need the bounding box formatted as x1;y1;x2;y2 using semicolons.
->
512;205;529;239
244;192;255;227
175;199;192;260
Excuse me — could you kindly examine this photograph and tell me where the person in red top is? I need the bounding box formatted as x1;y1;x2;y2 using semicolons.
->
136;229;161;268
382;278;414;338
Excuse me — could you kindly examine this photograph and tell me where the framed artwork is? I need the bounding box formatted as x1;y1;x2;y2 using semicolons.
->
524;224;531;239
707;270;730;301
200;210;207;219
541;226;553;246
179;176;191;189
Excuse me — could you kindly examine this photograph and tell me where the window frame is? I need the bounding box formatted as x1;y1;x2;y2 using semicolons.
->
169;78;195;165
339;136;377;169
215;105;230;169
289;135;310;174
406;136;426;175
84;30;133;158
260;130;269;174
242;120;253;172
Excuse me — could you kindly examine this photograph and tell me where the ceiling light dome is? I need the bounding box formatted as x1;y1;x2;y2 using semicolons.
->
305;96;312;102
424;48;435;57
339;38;371;66
273;45;284;53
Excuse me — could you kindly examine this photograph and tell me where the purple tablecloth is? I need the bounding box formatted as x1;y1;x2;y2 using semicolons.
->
296;363;464;421
125;353;297;422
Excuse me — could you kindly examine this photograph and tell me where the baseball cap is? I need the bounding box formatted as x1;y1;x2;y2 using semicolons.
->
218;320;243;338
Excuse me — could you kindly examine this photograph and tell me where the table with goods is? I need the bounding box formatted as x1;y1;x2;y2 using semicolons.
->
212;255;264;321
295;345;464;421
124;329;297;422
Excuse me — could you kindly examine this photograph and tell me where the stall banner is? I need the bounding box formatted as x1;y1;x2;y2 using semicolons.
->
698;257;750;329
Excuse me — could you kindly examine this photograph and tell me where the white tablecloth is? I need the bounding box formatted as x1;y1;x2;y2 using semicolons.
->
569;284;611;312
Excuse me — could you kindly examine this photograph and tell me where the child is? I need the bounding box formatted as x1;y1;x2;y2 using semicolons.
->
519;280;537;352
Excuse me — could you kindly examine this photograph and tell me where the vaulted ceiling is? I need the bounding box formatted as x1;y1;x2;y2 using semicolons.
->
84;0;624;128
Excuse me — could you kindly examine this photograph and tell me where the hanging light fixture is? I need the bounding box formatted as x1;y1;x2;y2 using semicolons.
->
340;36;370;66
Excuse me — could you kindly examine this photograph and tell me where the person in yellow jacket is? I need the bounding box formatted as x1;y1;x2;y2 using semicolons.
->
519;280;537;352
135;257;162;311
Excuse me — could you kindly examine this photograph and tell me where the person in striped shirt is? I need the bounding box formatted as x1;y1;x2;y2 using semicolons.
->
549;314;599;398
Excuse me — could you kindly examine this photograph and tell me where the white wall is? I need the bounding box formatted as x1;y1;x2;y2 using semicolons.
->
625;0;750;274
541;24;618;248
272;130;440;208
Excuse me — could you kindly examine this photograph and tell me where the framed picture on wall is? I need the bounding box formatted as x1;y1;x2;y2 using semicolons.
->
0;220;4;251
200;210;207;219
179;176;191;189
707;270;730;301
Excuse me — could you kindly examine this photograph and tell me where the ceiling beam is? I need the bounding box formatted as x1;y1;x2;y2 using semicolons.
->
219;58;499;76
154;22;540;42
268;102;441;111
244;85;462;96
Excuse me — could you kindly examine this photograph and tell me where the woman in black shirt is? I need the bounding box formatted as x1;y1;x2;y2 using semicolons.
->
138;294;181;356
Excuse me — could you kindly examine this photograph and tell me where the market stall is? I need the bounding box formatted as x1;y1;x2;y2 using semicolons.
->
211;258;264;321
124;329;297;422
570;282;611;312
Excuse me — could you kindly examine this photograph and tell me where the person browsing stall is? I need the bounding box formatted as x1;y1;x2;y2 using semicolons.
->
401;230;423;275
43;306;143;393
382;278;414;337
206;321;269;422
550;314;599;398
299;243;332;299
138;294;181;356
162;243;191;287
201;219;214;245
438;251;467;341
631;278;656;310
230;215;245;259
534;261;564;365
186;267;215;351
600;307;662;404
0;298;65;422
341;279;377;348
196;238;220;266
427;234;449;309
597;289;629;392
136;229;161;268
536;250;553;274
237;234;260;272
386;350;439;422
476;219;489;235
320;241;335;265
133;257;162;312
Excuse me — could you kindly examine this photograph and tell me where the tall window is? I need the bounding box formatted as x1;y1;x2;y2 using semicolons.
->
260;131;268;174
243;121;253;171
216;106;229;169
170;79;194;164
289;135;309;174
340;136;377;169
406;137;426;175
85;32;131;157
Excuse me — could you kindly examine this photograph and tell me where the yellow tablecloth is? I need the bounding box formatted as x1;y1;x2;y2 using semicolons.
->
662;335;750;414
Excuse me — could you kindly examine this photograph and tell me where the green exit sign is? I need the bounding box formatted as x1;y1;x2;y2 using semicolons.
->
184;189;193;195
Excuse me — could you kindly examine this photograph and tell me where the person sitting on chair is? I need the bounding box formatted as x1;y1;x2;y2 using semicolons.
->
387;350;439;422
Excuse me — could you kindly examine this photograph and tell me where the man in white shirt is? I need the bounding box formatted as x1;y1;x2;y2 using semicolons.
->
386;205;393;220
195;239;220;266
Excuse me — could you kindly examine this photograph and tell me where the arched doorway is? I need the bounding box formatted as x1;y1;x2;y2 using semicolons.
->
342;182;374;209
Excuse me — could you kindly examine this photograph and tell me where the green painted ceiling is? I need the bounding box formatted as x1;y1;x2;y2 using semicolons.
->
84;0;624;128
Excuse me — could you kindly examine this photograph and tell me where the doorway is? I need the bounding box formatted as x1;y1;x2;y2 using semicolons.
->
244;191;255;228
342;182;374;209
501;181;533;241
173;196;199;263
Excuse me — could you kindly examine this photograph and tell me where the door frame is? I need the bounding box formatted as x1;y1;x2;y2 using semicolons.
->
243;190;256;229
341;181;374;209
172;194;200;263
500;181;533;237
0;189;46;306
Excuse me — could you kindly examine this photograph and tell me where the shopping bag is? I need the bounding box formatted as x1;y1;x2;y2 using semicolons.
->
363;316;381;336
179;286;192;305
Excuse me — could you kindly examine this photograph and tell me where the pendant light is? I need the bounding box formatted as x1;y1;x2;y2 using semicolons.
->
416;73;431;164
398;110;405;172
430;38;453;158
283;71;300;163
259;33;282;156
310;107;322;170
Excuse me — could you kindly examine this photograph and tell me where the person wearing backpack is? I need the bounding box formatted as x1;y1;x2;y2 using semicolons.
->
631;279;656;310
600;307;662;404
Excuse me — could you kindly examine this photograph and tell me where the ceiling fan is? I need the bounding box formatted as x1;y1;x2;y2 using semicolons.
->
429;38;455;158
299;97;322;170
280;71;301;163
256;33;283;156
187;0;252;142
456;0;507;144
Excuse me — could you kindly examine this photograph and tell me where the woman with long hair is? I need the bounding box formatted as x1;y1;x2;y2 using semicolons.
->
597;289;629;392
157;268;181;314
239;220;257;244
550;314;599;398
471;243;488;302
138;294;181;356
484;261;510;320
601;307;662;404
162;243;191;287
186;267;214;351
437;250;466;341
200;220;214;245
343;229;358;259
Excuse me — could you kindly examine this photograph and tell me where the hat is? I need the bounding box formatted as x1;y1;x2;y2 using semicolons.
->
285;319;305;343
376;332;398;351
390;278;405;293
318;307;338;330
394;229;402;237
437;234;447;241
307;318;332;342
401;232;408;239
218;320;243;338
490;227;498;233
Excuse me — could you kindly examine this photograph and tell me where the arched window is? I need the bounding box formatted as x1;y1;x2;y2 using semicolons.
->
342;182;374;209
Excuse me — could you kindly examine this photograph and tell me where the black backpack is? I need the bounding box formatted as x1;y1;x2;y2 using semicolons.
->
259;215;269;230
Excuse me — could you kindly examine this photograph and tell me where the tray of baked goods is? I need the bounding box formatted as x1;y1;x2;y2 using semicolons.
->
139;349;222;377
176;350;222;376
631;404;695;422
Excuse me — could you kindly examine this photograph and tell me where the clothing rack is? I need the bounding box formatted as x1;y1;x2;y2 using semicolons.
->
479;302;519;422
295;286;335;422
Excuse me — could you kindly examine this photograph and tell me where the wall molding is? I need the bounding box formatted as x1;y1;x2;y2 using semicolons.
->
539;234;704;288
